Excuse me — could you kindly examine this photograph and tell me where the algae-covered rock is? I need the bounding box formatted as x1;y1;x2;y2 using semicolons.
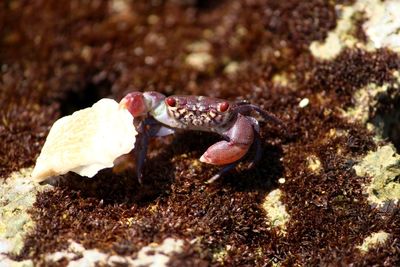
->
1;0;400;266
0;168;52;266
262;189;290;234
310;0;400;59
357;231;390;253
44;238;184;266
354;145;400;206
345;83;389;124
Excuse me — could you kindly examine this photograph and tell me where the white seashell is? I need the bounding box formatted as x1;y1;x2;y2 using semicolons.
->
31;98;137;182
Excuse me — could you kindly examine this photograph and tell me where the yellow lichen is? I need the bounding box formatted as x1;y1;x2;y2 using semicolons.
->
0;168;52;255
354;145;400;206
310;4;359;60
344;83;389;124
310;0;400;60
262;189;290;235
272;72;293;87
224;61;240;75
186;41;212;53
357;231;390;253
185;52;213;71
307;155;322;174
212;245;230;264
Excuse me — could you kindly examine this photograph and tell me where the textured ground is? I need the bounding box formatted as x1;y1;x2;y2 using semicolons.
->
1;0;399;266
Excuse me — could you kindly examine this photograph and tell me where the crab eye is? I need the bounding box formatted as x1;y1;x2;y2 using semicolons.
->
166;97;176;107
218;101;229;112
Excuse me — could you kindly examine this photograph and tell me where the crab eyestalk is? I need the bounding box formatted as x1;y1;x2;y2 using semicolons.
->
119;91;166;117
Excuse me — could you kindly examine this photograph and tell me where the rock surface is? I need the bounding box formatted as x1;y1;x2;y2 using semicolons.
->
1;0;399;266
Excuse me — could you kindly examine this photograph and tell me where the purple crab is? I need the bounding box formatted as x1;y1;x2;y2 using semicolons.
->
120;91;283;183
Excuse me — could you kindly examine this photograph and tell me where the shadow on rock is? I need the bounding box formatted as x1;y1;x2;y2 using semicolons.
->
44;151;175;205
215;143;284;194
42;129;284;205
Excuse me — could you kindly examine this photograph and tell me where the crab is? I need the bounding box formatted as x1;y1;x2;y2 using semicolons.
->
119;91;284;183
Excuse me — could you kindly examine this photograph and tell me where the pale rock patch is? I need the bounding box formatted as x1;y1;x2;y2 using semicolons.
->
357;231;390;253
310;0;400;59
262;189;290;234
0;168;52;266
353;145;400;206
44;238;184;267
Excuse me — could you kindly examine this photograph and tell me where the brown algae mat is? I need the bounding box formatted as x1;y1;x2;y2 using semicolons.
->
1;0;399;266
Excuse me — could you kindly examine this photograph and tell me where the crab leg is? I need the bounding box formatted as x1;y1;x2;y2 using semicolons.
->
135;118;175;183
203;115;262;183
206;162;238;184
200;114;254;166
236;104;284;126
135;119;150;184
245;116;262;169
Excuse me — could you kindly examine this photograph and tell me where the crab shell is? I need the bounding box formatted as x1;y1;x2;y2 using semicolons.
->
151;95;237;134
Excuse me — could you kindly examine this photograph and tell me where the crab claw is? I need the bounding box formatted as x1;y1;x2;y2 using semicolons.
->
119;92;147;117
120;91;167;118
200;114;254;166
200;141;250;165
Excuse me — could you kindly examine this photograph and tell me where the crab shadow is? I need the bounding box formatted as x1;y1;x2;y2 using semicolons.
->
49;130;284;205
218;143;283;194
48;149;175;205
155;130;284;194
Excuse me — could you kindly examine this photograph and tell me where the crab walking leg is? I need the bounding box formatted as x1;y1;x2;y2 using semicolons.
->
248;131;262;169
246;116;262;169
135;118;175;183
200;114;254;166
236;104;284;126
206;162;238;184
135;120;149;184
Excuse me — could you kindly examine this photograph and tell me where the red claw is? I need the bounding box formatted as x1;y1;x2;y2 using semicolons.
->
200;141;250;165
199;114;254;166
119;92;147;117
